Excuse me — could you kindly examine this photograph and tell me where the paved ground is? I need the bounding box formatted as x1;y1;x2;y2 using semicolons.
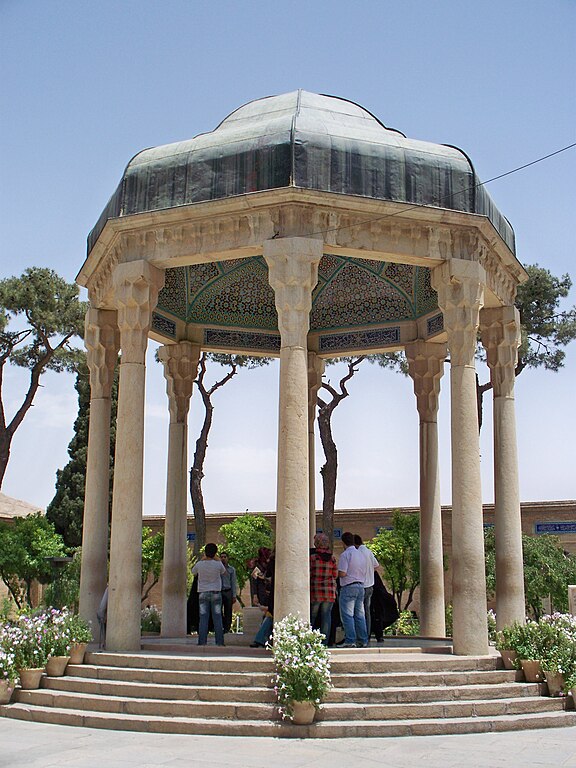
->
1;719;576;768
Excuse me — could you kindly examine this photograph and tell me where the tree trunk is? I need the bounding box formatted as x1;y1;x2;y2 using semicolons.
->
317;357;365;549
318;407;337;547
0;429;12;489
190;393;212;556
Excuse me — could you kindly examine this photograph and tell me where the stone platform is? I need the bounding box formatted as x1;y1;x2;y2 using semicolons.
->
1;642;575;737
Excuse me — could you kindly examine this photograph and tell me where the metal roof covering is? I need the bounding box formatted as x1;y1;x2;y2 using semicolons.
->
88;90;514;254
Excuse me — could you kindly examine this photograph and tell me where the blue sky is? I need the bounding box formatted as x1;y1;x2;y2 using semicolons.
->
1;1;575;515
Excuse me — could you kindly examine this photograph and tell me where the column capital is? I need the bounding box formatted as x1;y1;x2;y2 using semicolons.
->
84;308;120;400
480;306;521;398
432;259;486;367
112;261;165;363
264;238;323;348
405;340;447;422
158;341;201;423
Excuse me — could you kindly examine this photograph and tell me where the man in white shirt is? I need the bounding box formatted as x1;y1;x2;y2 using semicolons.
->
354;534;380;643
191;543;226;646
338;531;369;648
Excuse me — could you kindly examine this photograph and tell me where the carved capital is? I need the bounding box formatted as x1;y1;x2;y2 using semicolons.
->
480;306;520;398
307;351;325;421
112;261;165;363
405;341;447;422
158;342;201;423
84;308;120;399
432;260;486;367
263;238;323;348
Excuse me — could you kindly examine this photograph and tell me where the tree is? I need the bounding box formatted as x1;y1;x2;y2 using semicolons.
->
476;264;576;430
367;510;420;611
189;353;270;555
0;512;66;608
317;357;365;546
0;268;86;487
484;528;576;620
219;514;273;604
46;361;118;547
141;526;164;603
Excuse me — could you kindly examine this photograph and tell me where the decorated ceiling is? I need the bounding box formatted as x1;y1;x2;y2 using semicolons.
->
155;254;438;341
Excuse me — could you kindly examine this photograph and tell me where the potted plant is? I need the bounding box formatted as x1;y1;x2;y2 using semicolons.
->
0;626;17;704
540;614;576;697
514;621;546;682
44;609;72;677
494;621;523;670
271;614;331;725
64;612;93;664
7;614;50;689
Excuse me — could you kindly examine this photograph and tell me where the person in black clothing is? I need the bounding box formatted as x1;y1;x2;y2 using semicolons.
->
370;571;400;641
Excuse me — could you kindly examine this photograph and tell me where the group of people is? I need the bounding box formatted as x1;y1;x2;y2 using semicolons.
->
187;544;238;646
248;532;398;648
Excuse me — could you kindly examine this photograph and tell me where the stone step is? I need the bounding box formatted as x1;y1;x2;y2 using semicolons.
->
2;701;575;738
326;681;540;704
84;652;274;673
43;676;276;703
317;696;566;721
71;664;273;688
14;689;277;720
15;686;565;722
45;674;534;707
328;655;500;673
330;669;518;688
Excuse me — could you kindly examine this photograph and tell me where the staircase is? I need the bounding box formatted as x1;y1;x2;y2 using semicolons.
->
1;648;575;737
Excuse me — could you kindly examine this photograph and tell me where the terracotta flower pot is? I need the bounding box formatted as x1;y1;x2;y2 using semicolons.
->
18;668;44;690
499;649;518;670
69;643;87;665
291;700;316;725
0;679;15;704
544;670;565;697
520;659;544;683
46;656;70;677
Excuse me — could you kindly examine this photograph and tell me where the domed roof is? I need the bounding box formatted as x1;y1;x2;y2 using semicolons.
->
89;90;514;253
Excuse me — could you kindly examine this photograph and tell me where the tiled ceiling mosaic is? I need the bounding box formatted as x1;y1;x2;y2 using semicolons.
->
155;255;438;334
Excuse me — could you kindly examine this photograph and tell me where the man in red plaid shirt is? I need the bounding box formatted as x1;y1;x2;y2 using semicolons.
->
310;533;338;644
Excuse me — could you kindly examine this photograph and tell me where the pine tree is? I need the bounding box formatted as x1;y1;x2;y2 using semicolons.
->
46;361;117;547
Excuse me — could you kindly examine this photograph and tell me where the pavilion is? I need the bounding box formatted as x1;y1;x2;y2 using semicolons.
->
76;91;527;655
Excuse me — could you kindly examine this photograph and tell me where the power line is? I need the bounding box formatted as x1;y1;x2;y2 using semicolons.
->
297;142;576;239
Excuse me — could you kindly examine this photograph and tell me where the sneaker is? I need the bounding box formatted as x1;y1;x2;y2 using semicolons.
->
342;643;357;648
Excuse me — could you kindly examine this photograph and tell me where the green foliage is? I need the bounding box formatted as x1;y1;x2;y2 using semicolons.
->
515;264;576;373
0;267;87;487
141;605;162;633
46;362;118;548
43;549;82;611
484;529;576;619
141;527;164;603
384;610;420;636
367;511;420;611
219;514;273;599
0;513;66;608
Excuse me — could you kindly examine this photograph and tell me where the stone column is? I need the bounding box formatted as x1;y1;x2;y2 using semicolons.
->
107;261;164;652
405;340;447;638
79;308;119;630
432;259;489;655
158;341;200;637
481;306;525;629
264;237;323;621
307;352;325;545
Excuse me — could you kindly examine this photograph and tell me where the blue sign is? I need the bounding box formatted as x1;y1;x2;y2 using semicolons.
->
535;522;576;535
186;532;196;542
315;528;343;539
376;526;393;533
483;522;494;529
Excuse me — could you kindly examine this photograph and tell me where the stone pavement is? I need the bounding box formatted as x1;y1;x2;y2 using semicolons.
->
1;719;576;768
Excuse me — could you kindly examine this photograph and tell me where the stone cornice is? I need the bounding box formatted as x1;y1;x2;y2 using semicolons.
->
78;189;527;309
